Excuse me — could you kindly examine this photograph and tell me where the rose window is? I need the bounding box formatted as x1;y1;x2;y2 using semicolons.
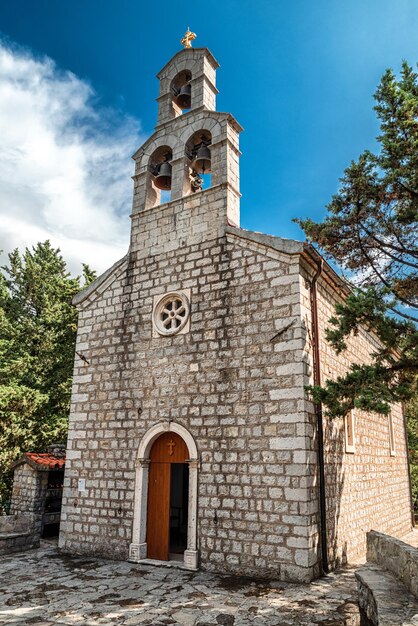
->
153;292;190;336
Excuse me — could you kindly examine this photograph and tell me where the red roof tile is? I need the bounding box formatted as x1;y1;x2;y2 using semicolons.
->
25;453;66;470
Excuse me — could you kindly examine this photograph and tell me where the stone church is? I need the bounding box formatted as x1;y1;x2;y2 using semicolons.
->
59;37;414;582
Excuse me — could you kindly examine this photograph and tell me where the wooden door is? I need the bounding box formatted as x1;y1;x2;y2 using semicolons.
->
147;461;170;560
146;433;188;561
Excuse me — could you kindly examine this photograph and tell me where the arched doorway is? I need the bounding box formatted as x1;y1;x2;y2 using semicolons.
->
147;432;189;561
129;422;199;570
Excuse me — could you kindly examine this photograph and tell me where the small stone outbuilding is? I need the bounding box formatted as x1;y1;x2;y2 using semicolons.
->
59;42;414;582
11;445;65;538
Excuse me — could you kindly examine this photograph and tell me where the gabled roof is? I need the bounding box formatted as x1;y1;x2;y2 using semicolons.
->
226;225;350;296
11;452;66;472
225;226;304;256
72;226;349;311
72;254;128;306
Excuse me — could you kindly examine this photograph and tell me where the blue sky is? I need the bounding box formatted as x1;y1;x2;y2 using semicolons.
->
0;0;417;273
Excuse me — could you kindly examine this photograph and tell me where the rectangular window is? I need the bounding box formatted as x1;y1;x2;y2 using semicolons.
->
389;411;395;456
344;410;355;454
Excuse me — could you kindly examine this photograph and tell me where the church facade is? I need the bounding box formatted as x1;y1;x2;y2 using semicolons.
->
59;42;413;582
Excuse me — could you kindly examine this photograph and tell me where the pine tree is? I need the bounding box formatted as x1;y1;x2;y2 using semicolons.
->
0;242;96;511
296;62;418;418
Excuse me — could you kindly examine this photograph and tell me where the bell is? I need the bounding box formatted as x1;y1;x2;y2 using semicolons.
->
191;145;211;174
154;161;172;190
174;84;191;109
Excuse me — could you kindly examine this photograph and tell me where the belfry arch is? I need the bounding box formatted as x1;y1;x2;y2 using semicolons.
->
185;129;212;193
145;145;173;209
170;69;192;115
129;422;199;570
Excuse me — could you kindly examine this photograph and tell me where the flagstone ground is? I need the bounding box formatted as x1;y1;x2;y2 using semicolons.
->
0;541;363;626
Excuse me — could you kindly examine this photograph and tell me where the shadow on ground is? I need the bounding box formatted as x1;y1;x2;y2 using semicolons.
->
0;541;363;626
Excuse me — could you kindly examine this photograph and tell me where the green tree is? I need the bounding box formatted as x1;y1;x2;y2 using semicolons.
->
296;62;418;418
0;242;96;511
406;398;418;512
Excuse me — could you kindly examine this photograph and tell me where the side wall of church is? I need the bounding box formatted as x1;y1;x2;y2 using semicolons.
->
299;263;413;567
59;192;321;582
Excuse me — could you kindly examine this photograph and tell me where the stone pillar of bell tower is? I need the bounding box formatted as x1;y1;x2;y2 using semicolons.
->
130;36;242;258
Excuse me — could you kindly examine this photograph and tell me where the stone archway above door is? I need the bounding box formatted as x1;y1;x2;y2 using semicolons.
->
129;421;199;570
137;421;198;460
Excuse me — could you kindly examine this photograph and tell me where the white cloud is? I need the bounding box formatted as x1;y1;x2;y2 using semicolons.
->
0;41;144;275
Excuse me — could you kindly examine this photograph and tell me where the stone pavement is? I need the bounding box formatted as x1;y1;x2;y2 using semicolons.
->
0;541;362;626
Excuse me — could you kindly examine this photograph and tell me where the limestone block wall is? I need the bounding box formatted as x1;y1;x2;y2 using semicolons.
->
59;258;135;561
10;464;47;515
198;231;320;581
59;196;321;581
130;185;237;260
299;261;413;567
366;530;418;597
0;513;42;555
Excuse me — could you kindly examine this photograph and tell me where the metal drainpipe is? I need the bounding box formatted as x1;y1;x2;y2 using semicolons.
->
402;401;416;528
310;259;329;574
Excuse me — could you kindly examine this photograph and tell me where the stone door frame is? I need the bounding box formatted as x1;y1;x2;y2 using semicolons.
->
129;421;199;570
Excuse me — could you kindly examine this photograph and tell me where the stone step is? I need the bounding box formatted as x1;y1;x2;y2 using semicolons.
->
356;564;418;626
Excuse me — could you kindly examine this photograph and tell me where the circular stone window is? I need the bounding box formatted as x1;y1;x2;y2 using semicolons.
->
153;292;190;336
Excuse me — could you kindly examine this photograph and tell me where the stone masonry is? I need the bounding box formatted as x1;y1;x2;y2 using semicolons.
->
10;463;48;516
0;513;41;555
356;531;418;625
300;269;413;567
59;43;413;582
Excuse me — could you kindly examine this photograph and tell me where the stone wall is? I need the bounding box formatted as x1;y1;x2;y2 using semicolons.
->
60;195;412;580
59;186;321;581
366;530;418;597
60;145;411;581
300;262;413;568
0;513;42;555
10;464;48;515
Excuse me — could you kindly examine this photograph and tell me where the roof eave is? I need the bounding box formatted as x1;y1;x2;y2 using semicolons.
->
72;254;128;306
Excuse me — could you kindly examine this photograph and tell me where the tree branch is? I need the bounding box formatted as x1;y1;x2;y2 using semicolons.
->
355;226;418;311
397;179;418;198
387;304;418;323
358;217;418;263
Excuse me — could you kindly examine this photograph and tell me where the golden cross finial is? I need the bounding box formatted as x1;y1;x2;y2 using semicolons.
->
181;27;196;49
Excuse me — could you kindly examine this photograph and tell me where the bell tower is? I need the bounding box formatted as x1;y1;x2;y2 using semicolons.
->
130;32;242;257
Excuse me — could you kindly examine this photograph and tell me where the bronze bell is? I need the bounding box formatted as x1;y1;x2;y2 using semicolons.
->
192;144;211;174
154;161;172;190
174;84;191;109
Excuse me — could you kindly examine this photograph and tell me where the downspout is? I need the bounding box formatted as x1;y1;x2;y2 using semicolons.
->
402;401;416;528
310;259;329;574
